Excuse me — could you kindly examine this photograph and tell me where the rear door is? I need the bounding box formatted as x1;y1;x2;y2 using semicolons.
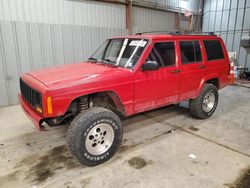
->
134;40;180;113
178;40;206;101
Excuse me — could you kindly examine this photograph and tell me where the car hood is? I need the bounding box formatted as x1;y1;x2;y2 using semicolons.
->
27;62;132;89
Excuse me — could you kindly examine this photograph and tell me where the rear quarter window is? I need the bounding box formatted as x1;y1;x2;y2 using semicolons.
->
203;40;224;61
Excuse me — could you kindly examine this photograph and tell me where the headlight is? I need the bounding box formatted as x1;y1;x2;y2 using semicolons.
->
35;105;43;114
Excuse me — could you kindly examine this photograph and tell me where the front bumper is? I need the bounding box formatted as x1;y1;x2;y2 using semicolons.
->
19;94;43;131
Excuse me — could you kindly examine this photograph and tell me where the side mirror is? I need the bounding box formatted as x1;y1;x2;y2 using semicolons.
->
142;60;159;71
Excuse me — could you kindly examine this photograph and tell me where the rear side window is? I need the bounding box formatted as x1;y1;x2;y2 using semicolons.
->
203;40;224;61
147;42;176;67
180;41;202;64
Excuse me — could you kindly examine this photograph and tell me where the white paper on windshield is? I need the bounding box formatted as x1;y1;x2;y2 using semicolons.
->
126;62;133;67
129;40;147;47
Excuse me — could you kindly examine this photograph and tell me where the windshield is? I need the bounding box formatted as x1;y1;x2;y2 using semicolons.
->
88;38;148;69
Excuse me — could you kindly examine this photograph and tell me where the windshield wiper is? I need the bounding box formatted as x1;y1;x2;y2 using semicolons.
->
102;58;117;67
88;57;117;67
103;58;116;64
88;57;98;62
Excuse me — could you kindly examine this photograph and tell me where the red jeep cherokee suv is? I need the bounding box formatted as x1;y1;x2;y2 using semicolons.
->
19;32;231;166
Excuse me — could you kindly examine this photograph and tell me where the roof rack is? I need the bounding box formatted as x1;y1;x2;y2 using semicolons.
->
135;31;172;35
135;31;216;36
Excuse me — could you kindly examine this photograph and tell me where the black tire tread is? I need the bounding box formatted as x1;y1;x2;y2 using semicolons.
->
189;83;218;119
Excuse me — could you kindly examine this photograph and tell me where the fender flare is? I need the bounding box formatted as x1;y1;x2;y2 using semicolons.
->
194;76;219;99
63;90;126;116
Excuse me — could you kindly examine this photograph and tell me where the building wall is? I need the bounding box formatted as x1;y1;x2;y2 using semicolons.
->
132;6;177;33
0;0;126;28
0;0;194;107
134;0;202;13
203;0;250;69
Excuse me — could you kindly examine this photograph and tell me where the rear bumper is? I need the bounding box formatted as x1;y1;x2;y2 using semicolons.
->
18;94;43;131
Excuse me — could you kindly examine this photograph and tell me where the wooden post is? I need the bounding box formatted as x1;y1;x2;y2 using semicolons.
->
175;13;180;31
126;0;132;34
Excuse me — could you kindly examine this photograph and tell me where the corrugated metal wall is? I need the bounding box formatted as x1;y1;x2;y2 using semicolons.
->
179;0;201;12
132;1;202;32
134;0;202;12
132;6;177;33
203;0;250;69
0;0;126;28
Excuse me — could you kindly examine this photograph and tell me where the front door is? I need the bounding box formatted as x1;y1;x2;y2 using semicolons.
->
134;41;180;113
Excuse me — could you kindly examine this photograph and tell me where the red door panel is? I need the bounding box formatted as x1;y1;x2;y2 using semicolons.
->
134;40;180;113
178;63;205;101
177;40;205;101
134;67;179;113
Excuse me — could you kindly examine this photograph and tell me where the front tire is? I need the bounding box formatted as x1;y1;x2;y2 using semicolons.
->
189;83;218;119
66;107;123;166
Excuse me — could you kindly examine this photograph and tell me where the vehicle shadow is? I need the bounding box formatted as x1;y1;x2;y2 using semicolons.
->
122;102;195;133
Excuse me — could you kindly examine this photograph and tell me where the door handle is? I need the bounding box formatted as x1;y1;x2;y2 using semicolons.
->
198;65;206;69
171;69;180;74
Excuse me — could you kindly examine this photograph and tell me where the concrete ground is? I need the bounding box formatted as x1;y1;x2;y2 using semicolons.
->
0;84;250;188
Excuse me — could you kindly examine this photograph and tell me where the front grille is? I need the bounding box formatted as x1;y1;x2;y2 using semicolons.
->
20;79;42;109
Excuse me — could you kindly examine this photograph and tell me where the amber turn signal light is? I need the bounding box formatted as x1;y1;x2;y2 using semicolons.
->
47;96;53;114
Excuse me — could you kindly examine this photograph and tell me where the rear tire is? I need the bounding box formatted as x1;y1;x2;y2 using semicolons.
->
189;83;218;119
66;107;123;166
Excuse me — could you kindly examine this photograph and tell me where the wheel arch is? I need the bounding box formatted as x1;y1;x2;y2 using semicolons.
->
194;77;220;98
206;78;219;89
65;90;126;117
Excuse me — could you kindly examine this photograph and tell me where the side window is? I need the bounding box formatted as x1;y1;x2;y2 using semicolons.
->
147;50;160;66
180;41;202;64
203;40;224;61
147;42;176;67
